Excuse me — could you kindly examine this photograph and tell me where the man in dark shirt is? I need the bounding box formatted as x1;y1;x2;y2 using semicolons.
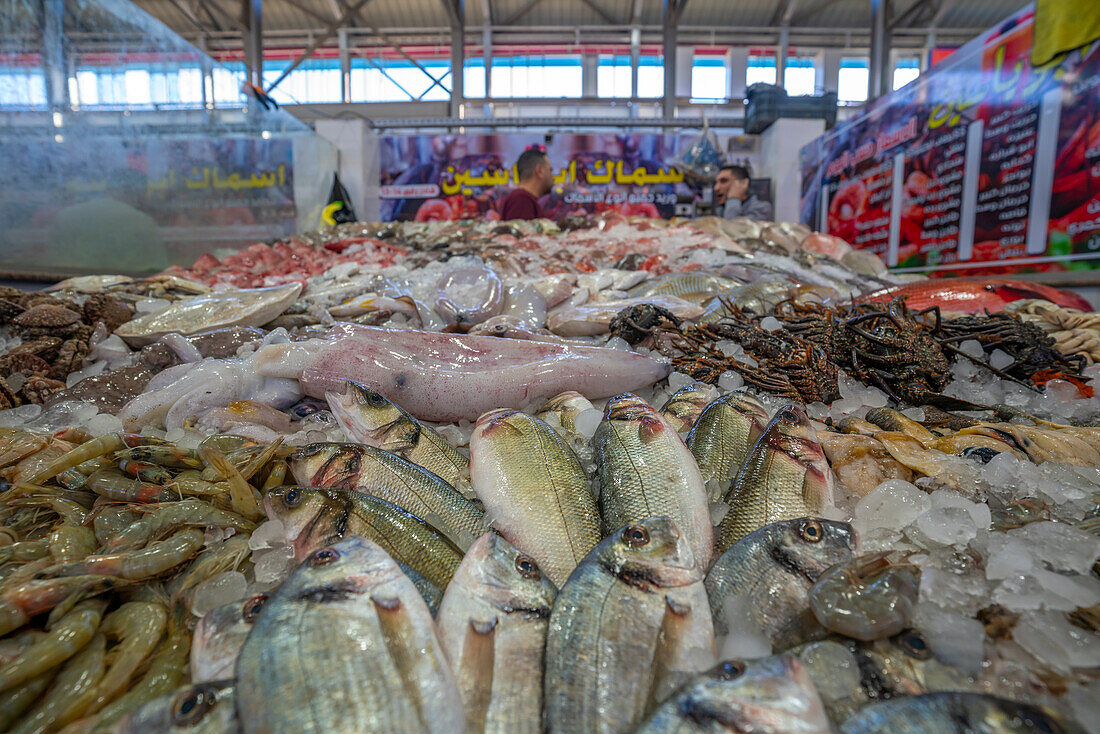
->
714;164;774;221
499;146;554;220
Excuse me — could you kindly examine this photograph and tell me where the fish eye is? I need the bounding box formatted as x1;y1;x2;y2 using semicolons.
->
622;525;650;547
514;554;540;580
1017;711;1063;734
797;519;824;543
717;660;746;679
365;391;387;407
242;594;269;623
283;488;301;507
309;548;340;566
171;686;214;725
896;630;932;660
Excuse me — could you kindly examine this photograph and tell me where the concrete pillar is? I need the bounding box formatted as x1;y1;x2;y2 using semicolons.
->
582;53;598;97
450;25;464;117
758;118;826;221
869;0;891;99
338;28;351;103
728;46;748;101
822;49;842;94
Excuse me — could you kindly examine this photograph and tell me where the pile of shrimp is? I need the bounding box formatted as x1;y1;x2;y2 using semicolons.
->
0;428;286;732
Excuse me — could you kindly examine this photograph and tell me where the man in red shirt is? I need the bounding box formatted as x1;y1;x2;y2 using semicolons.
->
499;146;554;220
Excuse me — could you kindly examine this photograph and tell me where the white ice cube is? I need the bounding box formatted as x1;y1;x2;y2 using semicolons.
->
667;371;694;391
913;603;986;675
191;571;248;617
759;316;782;332
853;479;931;538
718;371;744;391
959;340;985;358
253;545;297;584
574;409;604;440
1010;521;1100;575
248;520;287;551
1013;611;1100;673
989;349;1014;370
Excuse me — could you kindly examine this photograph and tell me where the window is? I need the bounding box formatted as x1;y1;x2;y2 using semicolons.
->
784;56;816;96
349;58;451;102
691;55;727;102
637;56;663;98
489;55;582;98
212;63;246;106
747;54;776;86
838;57;869;102
263;59;343;105
893;58;920;90
597;55;632;98
464;58;486;98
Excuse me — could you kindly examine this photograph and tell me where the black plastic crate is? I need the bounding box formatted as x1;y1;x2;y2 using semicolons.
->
745;85;838;133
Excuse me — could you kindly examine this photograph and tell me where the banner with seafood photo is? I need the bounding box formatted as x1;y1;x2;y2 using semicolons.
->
800;4;1100;275
377;133;763;222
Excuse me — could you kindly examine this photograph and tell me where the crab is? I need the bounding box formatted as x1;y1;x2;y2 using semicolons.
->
11;305;83;340
610;303;683;345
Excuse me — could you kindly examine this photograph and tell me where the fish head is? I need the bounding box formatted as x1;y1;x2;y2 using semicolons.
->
604;516;701;588
287;442;363;489
678;655;829;733
536;391;594;429
192;594;268;682
862;630;975;697
114;680;236;734
457;533;557;617
605;393;677;444
263;486;342;559
325;381;404;444
772;518;859;582
278;536;403;601
474;408;530;439
725;391;770;424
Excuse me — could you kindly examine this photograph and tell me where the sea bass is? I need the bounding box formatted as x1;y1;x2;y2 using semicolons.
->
325;380;469;486
469;409;600;587
288;442;487;546
251;323;670;422
634;655;832;734
263;485;464;589
659;381;721;434
191;594;268;683
705;519;857;643
114;680;236;734
544;517;716;734
595;394;712;570
235;537;463;733
717;406;835;554
687;390;770;500
437;534;557;734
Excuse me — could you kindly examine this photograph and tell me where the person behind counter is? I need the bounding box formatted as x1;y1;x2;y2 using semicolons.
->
499;145;554;220
714;164;773;221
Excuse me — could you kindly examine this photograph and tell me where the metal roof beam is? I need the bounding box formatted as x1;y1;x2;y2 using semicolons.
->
502;0;544;26
770;0;800;27
789;0;843;25
164;0;213;33
578;0;616;25
890;0;935;29
277;0;335;24
931;0;957;26
265;0;372;92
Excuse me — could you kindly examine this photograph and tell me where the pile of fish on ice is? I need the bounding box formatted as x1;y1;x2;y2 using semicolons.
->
0;213;1097;733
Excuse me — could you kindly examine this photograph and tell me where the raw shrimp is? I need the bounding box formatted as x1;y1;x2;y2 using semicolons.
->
166;470;223;497
171;535;251;594
24;434;168;486
114;446;203;471
199;447;262;521
809;552;920;641
117;460;174;485
0;539;50;564
9;633;106;734
0;432;48;469
86;470;178;504
53;529;205;581
105;500;253;553
0;631;52;730
56;602;167;724
0;575;113;637
49;525;98;563
92;508;139;546
262;459;288;490
0;599;106;692
991;498;1050;532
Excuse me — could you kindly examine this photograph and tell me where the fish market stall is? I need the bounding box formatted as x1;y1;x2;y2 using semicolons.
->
0;212;1098;733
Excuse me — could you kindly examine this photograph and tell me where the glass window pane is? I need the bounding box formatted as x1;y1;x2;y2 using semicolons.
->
838;57;868;102
463;60;485;98
691;57;727;101
893;59;920;90
747;55;776;86
637;57;663;98
784;57;816;96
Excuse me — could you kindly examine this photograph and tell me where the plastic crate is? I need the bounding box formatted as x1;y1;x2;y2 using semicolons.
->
745;85;838;133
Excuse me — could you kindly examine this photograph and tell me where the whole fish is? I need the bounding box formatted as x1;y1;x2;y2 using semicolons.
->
437;533;557;734
114;680;236;734
263;485;464;589
631;272;739;303
536;391;597;452
325;380;469;486
191;594;268;683
659;381;721;434
705;518;857;643
595;394;712;570
547;296;704;337
288;442;487;547
794;630;979;723
235;536;463;733
634;654;832;734
469;409;600;587
251;322;671;422
839;692;1082;734
856;277;1093;313
687;391;770;500
545;517;716;734
717;406;835;554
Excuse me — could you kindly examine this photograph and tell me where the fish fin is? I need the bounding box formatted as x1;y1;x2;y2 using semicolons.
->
638;416;667;444
646;594;692;713
382;423;421;453
665;595;692;617
460;617;498;733
373;593;430;731
423;511;476;553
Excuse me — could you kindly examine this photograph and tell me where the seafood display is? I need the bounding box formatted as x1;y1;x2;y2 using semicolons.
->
0;213;1097;732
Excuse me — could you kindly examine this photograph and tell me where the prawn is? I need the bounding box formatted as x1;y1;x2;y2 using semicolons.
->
8;633;106;734
116;460;174;485
171;535;251;595
809;552;920;641
199;447;262;521
0;432;48;470
104;500;254;552
165;470;223;497
52;529;205;581
91;508;138;547
262;459;288;490
0;574;113;637
23;434;167;486
0;599;107;692
49;525;98;564
114;446;202;471
86;470;179;504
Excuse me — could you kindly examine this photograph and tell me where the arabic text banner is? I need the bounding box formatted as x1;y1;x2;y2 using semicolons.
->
800;4;1100;275
378;133;760;222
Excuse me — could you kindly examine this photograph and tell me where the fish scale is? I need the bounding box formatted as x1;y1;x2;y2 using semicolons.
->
596;394;712;569
687;391;770;501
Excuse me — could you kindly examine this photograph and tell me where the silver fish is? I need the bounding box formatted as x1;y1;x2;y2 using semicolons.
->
191;594;268;683
634;654;832;734
235;536;463;733
114;680;236;734
705;518;857;644
437;533;557;734
839;692;1082;734
717;405;835;554
596;394;712;570
660;381;721;434
545;517;716;734
687;391;770;501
